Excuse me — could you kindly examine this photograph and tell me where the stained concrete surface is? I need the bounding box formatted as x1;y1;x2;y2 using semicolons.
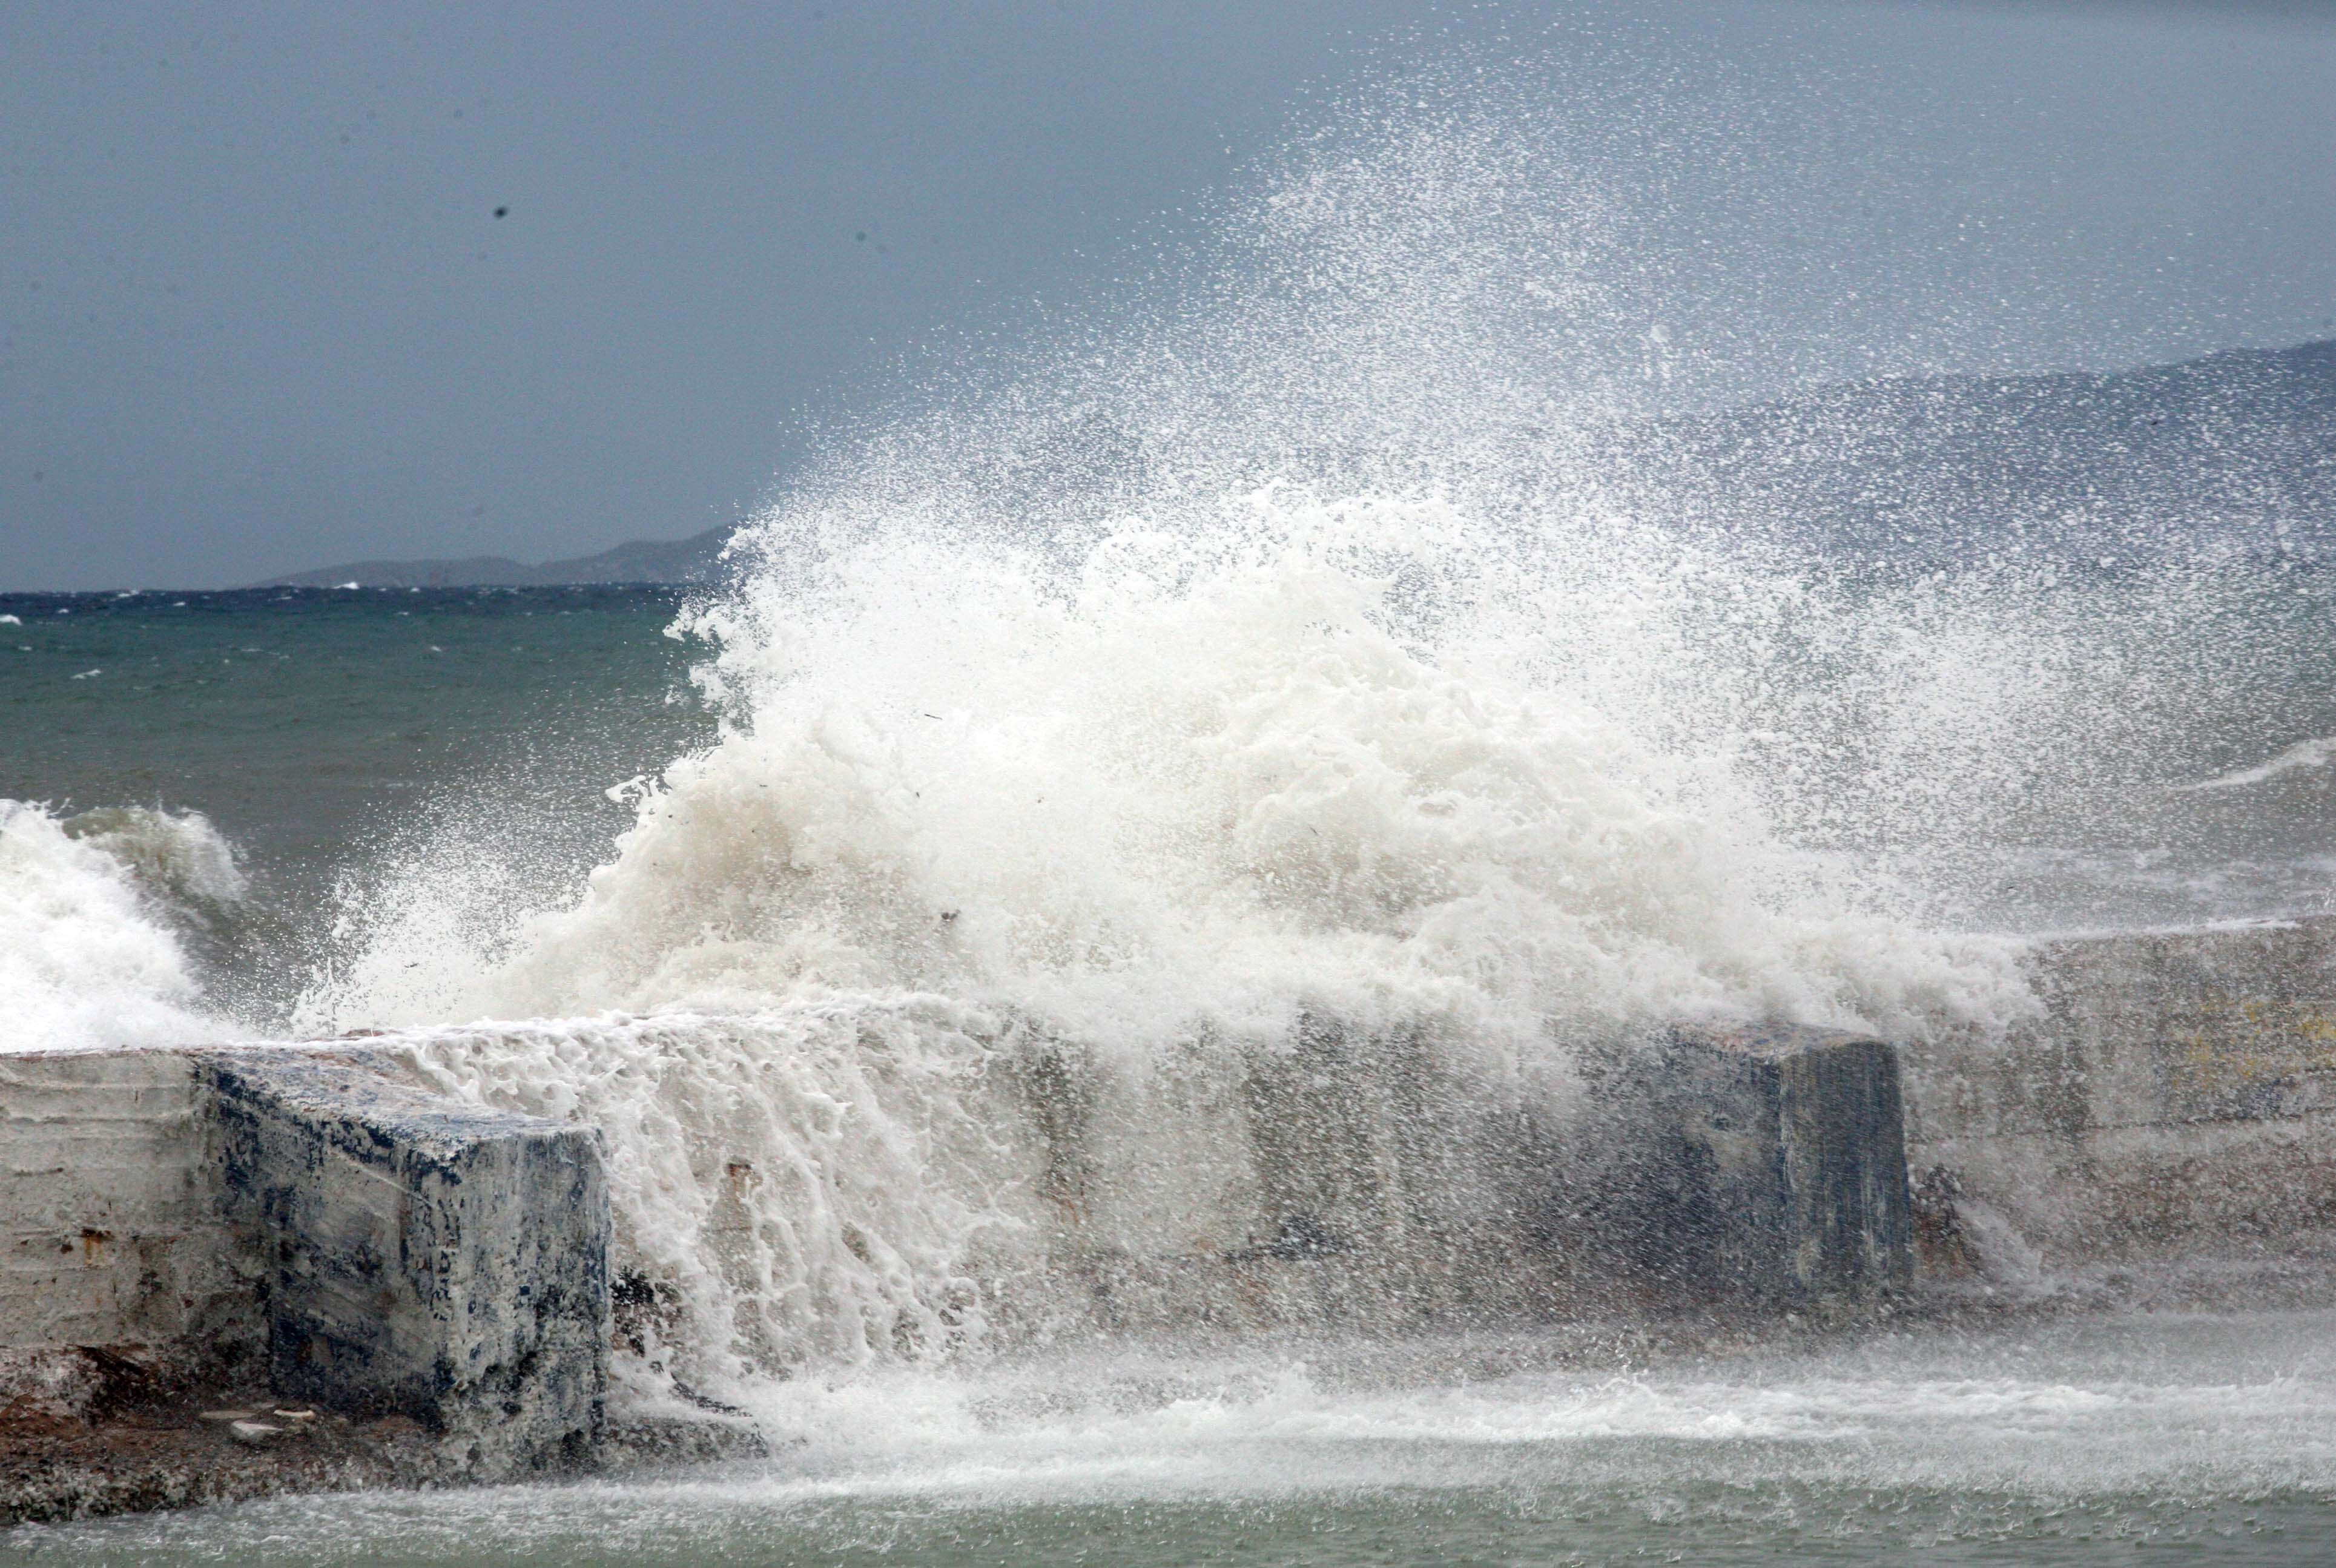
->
201;1049;609;1476
4;1045;612;1523
0;1051;252;1365
1592;1023;1915;1308
1904;917;2336;1267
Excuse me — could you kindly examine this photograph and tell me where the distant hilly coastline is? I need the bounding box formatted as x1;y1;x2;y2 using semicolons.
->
260;338;2335;587
256;524;731;589
1605;337;2336;561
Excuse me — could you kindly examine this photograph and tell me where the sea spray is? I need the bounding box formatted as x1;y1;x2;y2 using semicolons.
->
2;41;2333;1557
59;804;250;933
292;494;2048;1392
379;1004;1037;1392
288;62;2324;1394
0;801;240;1053
285;70;2075;1388
318;492;2030;1045
376;1000;1608;1398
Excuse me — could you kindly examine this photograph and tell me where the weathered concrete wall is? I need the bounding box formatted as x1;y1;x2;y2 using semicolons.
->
0;1004;1926;1515
201;1050;609;1475
998;1017;1579;1337
1582;1024;1913;1309
1;1050;254;1362
1;1046;609;1482
1903;917;2336;1266
23;922;2336;1526
1002;1013;1916;1334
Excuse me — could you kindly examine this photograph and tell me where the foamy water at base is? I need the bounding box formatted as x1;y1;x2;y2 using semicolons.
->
13;1308;2335;1564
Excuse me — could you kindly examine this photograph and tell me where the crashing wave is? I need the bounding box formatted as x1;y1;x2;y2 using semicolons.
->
0;801;240;1053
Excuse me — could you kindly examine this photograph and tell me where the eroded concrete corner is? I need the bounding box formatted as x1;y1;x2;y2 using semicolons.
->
196;1049;609;1477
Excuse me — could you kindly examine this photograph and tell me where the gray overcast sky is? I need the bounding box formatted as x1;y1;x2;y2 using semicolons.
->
4;1;2334;590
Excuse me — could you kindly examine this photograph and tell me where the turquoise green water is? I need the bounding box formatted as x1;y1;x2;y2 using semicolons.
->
0;585;714;1023
0;585;708;874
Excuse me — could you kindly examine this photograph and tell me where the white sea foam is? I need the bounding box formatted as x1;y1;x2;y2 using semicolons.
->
286;64;2336;1400
383;1006;1038;1389
0;801;238;1053
61;802;249;917
697;1314;2336;1504
314;493;2033;1052
16;1309;2336;1565
278;70;2100;1386
2178;734;2336;792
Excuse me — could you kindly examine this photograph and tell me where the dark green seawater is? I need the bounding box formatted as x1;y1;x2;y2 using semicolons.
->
1;585;709;872
1;585;714;1026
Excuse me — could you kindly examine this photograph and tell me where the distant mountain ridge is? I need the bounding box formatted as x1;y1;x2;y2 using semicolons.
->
260;338;2336;586
1605;337;2336;560
257;524;731;588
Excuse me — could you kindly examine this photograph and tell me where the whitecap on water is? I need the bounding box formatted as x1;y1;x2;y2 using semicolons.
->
2178;735;2336;792
0;802;242;1053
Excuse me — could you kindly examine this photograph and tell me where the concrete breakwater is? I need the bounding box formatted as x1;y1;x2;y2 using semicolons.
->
2;1047;615;1522
2;1021;1907;1521
1905;917;2336;1271
5;915;2334;1524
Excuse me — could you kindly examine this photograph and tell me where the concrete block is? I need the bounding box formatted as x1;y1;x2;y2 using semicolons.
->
1004;1015;1580;1336
195;1049;609;1477
1;1049;247;1357
1593;1023;1914;1307
1901;917;2336;1264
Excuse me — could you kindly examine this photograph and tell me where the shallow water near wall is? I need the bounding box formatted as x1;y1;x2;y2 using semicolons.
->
13;1306;2336;1564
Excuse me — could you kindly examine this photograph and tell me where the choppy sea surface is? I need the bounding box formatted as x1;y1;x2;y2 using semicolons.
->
0;585;711;1035
0;585;703;866
11;50;2336;1566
